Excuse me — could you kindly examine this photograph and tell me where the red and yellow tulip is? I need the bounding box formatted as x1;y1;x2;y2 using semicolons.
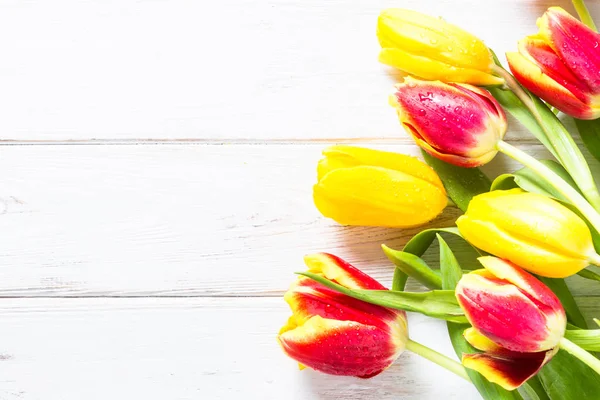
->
313;145;447;227
277;253;408;378
456;257;566;390
507;7;600;120
389;77;507;168
377;9;502;86
456;189;600;278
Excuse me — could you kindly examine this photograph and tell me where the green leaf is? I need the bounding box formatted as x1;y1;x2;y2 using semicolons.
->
297;272;467;323
575;118;600;163
519;376;551;400
422;150;491;212
578;268;600;282
538;277;588;329
512;160;581;202
438;234;463;290
488;87;558;159
537;350;600;400
491;174;519;191
565;329;600;351
381;246;442;290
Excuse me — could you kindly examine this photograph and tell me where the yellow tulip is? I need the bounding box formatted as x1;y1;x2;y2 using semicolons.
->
377;8;503;86
456;189;600;278
313;145;447;228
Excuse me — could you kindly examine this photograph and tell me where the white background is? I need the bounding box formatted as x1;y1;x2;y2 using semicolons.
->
0;0;598;399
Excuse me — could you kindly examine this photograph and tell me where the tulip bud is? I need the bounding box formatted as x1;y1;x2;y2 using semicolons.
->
377;9;504;86
456;189;600;278
389;77;507;168
277;253;408;378
507;7;600;120
455;257;565;390
313;145;447;227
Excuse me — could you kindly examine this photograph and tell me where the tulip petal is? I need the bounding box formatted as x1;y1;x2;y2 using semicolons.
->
540;7;600;91
278;315;405;378
456;189;595;278
390;78;506;168
317;145;445;190
314;165;447;227
379;48;503;86
376;8;500;86
284;276;405;332
464;327;514;356
462;348;556;390
456;271;561;352
507;51;596;119
304;253;385;290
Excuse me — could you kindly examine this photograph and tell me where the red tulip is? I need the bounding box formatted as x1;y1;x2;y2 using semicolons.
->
507;7;600;120
389;77;507;167
277;253;408;378
456;257;566;390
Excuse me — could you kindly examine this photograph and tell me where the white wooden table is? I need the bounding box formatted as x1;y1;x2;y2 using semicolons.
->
0;1;599;399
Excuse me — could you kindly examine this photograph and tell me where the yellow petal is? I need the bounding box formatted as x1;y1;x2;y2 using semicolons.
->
379;48;503;86
318;145;444;190
377;9;493;71
314;165;446;228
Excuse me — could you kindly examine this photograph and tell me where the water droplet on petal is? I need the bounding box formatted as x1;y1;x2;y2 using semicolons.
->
418;109;427;116
430;38;438;45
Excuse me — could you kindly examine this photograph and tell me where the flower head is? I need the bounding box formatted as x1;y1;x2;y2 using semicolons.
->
456;257;566;390
507;7;600;119
389;77;507;167
456;189;599;278
314;145;447;227
278;253;408;378
377;8;503;85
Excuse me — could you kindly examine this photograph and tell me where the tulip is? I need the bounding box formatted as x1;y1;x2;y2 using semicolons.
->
507;7;600;120
313;145;447;227
457;257;600;388
456;188;600;278
377;9;503;86
389;77;507;168
277;253;409;378
455;256;565;389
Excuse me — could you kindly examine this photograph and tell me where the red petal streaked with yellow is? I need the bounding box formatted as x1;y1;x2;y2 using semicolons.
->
462;348;557;390
278;315;406;378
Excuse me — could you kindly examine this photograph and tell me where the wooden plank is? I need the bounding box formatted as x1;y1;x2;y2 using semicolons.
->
0;143;599;297
0;0;597;140
0;297;476;399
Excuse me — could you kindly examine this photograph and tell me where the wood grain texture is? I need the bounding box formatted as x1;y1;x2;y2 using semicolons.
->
0;297;482;400
0;0;596;141
0;143;598;298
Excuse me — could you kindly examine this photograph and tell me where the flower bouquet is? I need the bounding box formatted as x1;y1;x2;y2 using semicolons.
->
277;2;600;399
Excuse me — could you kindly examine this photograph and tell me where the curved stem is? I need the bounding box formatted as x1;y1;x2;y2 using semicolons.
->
496;140;600;239
406;339;471;382
572;0;598;31
492;65;600;212
559;337;600;375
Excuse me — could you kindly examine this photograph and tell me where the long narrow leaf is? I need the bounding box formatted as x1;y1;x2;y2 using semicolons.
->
575;116;600;163
382;246;442;290
297;272;467;323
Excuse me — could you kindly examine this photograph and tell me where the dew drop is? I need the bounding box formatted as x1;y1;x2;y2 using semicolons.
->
430;38;438;45
418;109;427;116
595;42;599;49
447;46;453;52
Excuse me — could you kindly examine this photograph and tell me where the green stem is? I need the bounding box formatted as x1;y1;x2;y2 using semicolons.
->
572;0;598;31
496;140;600;266
405;339;471;382
559;337;600;375
492;65;600;212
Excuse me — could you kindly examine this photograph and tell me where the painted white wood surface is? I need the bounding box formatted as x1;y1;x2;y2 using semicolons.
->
0;0;599;399
0;0;597;141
